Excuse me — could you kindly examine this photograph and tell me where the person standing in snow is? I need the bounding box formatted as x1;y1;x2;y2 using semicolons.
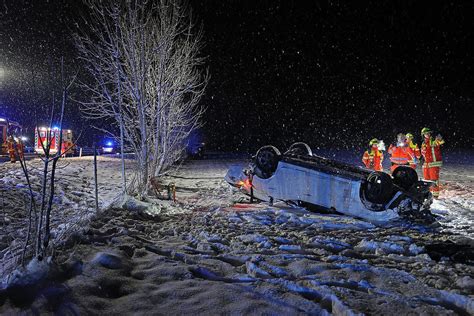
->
7;136;16;163
362;138;384;171
16;137;25;161
388;133;416;174
406;133;421;169
420;127;445;199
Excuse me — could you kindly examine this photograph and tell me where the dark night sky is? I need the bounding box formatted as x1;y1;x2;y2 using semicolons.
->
0;0;472;150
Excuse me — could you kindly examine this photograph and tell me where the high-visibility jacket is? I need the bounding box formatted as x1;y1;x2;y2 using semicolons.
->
61;141;75;156
421;137;444;168
407;141;421;165
408;141;421;158
7;137;16;162
362;148;383;171
388;144;415;165
7;140;14;151
16;141;25;160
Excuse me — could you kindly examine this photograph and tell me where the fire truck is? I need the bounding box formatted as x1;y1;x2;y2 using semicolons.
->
0;116;23;155
34;127;75;156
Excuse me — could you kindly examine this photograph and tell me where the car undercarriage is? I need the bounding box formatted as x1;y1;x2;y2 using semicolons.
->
225;142;435;223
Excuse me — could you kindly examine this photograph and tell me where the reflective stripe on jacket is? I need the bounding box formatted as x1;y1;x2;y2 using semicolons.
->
421;137;444;168
388;144;415;165
362;148;383;171
408;141;421;163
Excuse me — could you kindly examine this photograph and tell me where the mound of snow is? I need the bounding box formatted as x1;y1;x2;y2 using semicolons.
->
355;239;405;255
91;252;125;270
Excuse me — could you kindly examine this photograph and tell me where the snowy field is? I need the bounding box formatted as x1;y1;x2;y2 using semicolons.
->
0;157;127;277
0;153;473;315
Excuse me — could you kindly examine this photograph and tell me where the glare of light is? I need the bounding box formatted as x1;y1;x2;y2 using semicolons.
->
106;141;113;147
237;178;251;189
39;127;47;130
0;118;6;122
377;140;385;151
21;136;28;141
103;147;113;153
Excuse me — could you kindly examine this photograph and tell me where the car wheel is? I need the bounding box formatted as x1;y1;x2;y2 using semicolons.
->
362;171;394;205
255;145;281;178
392;166;418;191
285;142;313;156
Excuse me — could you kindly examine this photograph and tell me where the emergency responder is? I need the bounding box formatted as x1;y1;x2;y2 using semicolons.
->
388;133;416;174
16;137;25;161
406;133;421;169
420;127;445;199
7;136;16;163
362;138;384;171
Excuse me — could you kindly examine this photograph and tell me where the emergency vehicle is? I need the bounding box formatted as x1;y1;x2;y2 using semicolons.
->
0;116;22;155
34;127;75;156
102;138;115;154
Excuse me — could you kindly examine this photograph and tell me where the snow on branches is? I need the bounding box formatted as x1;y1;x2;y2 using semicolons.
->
75;0;207;196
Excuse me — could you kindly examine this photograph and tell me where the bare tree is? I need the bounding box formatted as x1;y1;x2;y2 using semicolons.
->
10;57;77;262
34;59;76;258
75;0;207;197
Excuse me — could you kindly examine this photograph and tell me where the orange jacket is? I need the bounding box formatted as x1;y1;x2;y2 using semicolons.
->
388;144;416;165
408;141;421;159
16;142;24;153
421;137;444;167
7;138;15;151
362;147;383;171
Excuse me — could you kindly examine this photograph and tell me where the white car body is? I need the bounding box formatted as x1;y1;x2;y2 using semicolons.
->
225;148;433;223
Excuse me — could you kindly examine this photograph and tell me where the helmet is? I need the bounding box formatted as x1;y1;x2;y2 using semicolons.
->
369;138;378;146
421;127;432;135
406;133;414;139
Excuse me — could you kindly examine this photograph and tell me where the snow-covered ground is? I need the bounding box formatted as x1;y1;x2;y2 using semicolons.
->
433;161;474;237
0;154;473;315
0;157;127;277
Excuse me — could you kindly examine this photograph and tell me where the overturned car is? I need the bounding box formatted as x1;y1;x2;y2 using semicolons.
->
225;143;435;223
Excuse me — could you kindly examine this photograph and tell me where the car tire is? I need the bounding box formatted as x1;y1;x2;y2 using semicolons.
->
285;142;313;156
392;166;418;191
362;171;394;205
255;145;281;178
